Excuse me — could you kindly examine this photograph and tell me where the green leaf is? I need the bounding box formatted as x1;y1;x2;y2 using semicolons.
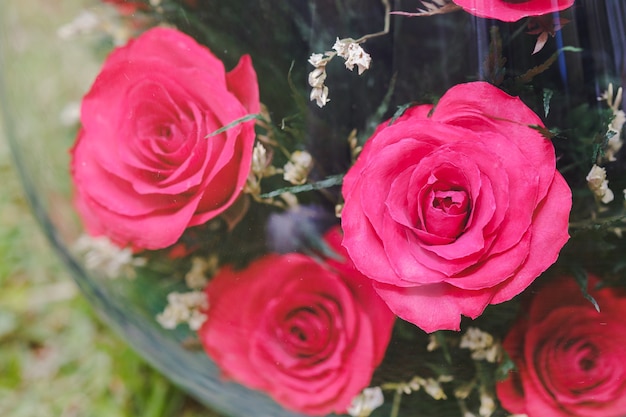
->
495;351;516;381
259;174;344;199
389;102;414;125
516;46;582;84
205;113;261;138
570;266;600;312
529;124;558;139
484;26;507;85
543;88;553;117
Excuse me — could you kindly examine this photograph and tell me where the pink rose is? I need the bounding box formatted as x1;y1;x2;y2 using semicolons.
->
452;0;575;22
497;275;626;417
341;81;571;332
198;227;395;416
71;27;259;250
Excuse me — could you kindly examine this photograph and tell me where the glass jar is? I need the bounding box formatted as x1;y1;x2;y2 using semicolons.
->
2;1;625;417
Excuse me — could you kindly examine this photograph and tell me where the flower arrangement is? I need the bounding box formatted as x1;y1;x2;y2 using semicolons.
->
61;0;626;416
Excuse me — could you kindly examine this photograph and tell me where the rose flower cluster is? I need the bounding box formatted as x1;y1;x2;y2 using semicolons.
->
67;0;626;415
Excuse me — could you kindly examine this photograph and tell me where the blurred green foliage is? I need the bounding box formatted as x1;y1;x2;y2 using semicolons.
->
0;0;220;414
0;112;219;417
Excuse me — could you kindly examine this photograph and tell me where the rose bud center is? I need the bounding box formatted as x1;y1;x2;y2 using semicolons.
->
422;183;470;239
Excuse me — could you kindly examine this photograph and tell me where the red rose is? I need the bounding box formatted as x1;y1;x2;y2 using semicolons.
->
497;275;626;417
341;81;571;332
198;227;395;415
71;27;259;250
452;0;575;22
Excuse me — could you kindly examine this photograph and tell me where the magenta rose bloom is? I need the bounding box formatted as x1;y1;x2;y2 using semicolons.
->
341;81;571;332
198;227;395;416
71;27;259;250
497;275;626;417
452;0;575;22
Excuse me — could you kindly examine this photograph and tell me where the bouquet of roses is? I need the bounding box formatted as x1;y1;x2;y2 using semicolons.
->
63;0;626;416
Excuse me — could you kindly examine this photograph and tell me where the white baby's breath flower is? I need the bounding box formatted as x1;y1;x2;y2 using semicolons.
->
73;234;146;279
251;142;276;177
184;256;216;289
308;53;326;67
472;344;502;363
347;387;384;417
454;382;474;400
307;53;332;108
308;67;327;89
399;375;450;399
310;85;330;108
427;333;440;351
460;327;502;363
479;390;496;417
156;291;208;331
586;164;614;204
460;327;493;350
333;38;371;75
251;142;269;174
308;38;370;107
422;378;447;400
283;150;313;185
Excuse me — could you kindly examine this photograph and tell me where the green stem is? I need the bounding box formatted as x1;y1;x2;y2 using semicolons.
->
569;213;626;230
389;389;403;417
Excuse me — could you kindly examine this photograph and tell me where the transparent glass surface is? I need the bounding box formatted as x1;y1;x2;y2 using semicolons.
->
1;1;625;416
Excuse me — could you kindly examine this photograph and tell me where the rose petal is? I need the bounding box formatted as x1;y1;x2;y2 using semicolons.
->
452;0;575;22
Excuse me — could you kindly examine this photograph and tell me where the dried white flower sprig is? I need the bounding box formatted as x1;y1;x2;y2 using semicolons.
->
347;387;385;417
333;39;372;75
391;0;461;17
73;234;146;279
307;0;390;108
184;256;218;290
308;53;332;107
460;327;503;363
307;40;372;108
379;373;453;417
156;291;208;331
283;150;314;185
598;83;625;162
586;164;615;204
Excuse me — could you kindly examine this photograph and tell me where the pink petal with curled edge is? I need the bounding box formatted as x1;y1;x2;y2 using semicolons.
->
373;281;494;332
432;82;554;201
341;192;406;286
226;54;261;115
452;0;574;22
76;188;201;250
491;172;571;304
105;27;227;83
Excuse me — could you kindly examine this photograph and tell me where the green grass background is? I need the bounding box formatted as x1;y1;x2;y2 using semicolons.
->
0;1;222;416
